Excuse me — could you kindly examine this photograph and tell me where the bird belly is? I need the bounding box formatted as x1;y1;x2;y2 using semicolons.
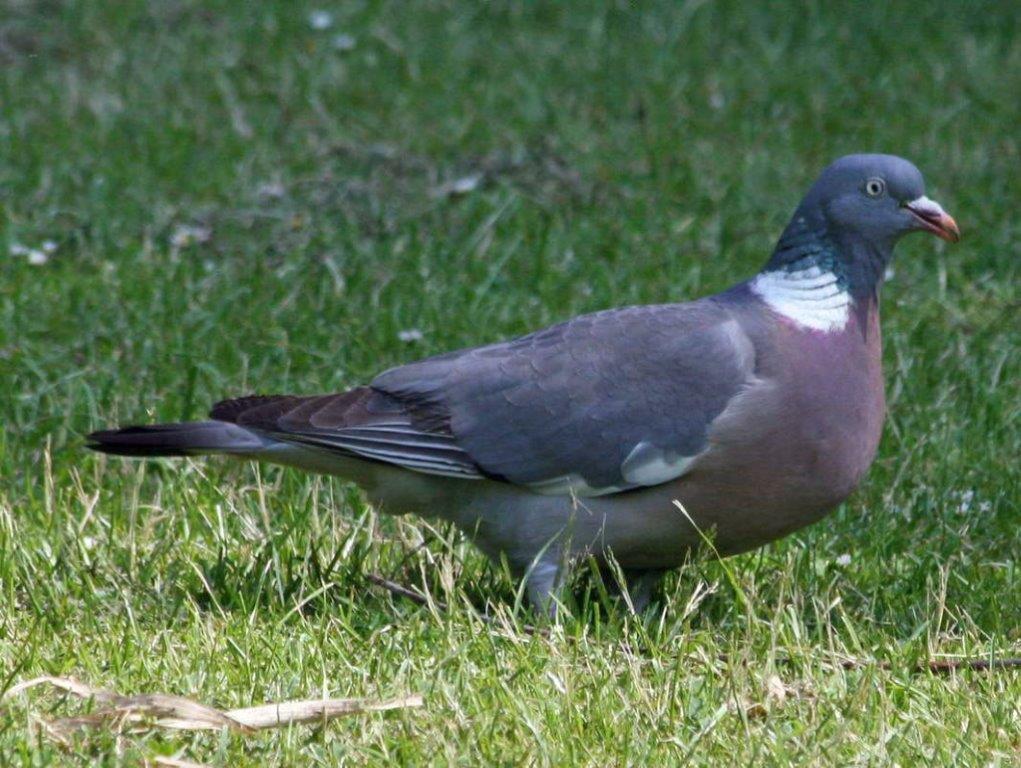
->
336;411;885;573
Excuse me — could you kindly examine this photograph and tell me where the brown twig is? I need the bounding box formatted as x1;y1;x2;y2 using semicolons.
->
717;651;1021;675
853;657;1021;674
761;653;1021;674
364;573;435;608
364;572;548;637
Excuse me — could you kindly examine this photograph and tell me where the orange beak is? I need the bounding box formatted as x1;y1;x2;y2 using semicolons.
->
905;196;960;243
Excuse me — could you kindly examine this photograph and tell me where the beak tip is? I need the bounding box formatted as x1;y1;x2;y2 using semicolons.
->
906;197;959;244
940;214;961;243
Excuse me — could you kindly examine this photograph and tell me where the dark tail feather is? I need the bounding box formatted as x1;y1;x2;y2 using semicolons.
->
86;421;265;457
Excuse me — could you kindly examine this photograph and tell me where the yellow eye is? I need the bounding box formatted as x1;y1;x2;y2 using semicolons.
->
865;178;886;197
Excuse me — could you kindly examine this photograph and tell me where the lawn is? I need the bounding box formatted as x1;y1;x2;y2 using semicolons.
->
1;0;1020;764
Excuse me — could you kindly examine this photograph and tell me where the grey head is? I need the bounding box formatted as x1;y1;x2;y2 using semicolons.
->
765;154;960;299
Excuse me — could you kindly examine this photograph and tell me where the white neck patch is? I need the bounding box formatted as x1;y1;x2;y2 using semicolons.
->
751;265;852;333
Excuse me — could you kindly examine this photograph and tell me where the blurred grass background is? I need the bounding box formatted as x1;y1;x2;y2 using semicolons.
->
1;0;1020;764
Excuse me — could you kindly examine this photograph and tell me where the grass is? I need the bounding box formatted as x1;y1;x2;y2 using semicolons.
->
1;0;1020;763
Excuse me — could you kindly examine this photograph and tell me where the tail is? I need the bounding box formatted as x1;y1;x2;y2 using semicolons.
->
86;421;266;457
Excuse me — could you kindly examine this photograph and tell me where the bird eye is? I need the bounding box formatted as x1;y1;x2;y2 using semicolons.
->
864;178;886;197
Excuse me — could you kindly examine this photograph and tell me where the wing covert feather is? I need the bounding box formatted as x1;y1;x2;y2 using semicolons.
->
372;300;753;493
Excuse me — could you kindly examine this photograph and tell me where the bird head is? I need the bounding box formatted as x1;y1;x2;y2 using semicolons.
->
766;154;960;298
803;154;959;247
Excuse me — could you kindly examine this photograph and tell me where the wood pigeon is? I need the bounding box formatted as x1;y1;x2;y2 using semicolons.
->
88;154;960;612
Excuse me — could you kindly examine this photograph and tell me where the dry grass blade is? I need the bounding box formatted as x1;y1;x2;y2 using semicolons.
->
7;678;245;733
4;676;423;736
149;758;212;768
221;695;424;730
7;675;113;700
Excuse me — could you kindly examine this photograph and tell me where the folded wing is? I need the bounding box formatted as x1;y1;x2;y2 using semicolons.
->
215;300;756;497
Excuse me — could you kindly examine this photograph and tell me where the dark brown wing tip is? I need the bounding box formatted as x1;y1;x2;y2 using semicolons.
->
209;394;292;423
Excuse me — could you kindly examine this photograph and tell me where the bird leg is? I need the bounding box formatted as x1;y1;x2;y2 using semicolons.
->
523;557;565;618
619;568;667;614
